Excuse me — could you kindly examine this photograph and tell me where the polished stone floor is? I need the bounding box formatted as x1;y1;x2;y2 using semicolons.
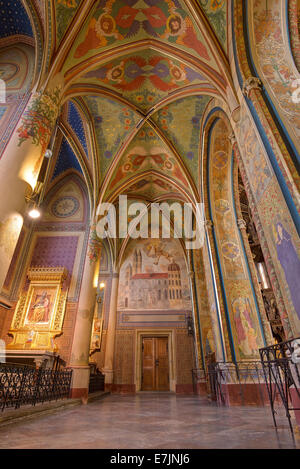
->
0;393;299;449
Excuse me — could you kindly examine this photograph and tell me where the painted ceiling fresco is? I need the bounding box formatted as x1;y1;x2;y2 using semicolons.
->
64;0;219;74
152;95;211;185
105;123;192;200
79;50;208;112
83;96;140;181
0;1;229;205
197;0;227;51
125;176;180;200
54;0;83;46
67;100;89;158
0;0;33;39
51;136;83;181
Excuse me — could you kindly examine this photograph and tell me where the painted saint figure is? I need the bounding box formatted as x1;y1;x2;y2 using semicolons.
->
233;298;258;356
274;223;300;321
29;291;50;324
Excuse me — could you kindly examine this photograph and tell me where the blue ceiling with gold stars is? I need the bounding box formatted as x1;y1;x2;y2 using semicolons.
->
52;137;83;181
68;101;89;158
0;0;33;39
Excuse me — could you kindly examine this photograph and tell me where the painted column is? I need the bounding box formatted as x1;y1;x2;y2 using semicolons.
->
205;219;233;361
69;226;101;402
187;267;201;371
236;217;273;346
234;142;294;339
103;269;120;389
0;79;62;290
203;220;227;362
207;117;267;361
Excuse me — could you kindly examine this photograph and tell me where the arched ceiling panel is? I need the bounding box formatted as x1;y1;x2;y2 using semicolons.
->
152;94;210;185
124;176;182;201
77;49;209;112
67;100;89;158
54;0;84;47
62;0;220;75
83;95;140;182
51;135;83;181
104;122;194;201
196;0;227;52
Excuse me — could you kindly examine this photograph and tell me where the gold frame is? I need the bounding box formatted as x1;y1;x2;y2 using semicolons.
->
8;267;68;351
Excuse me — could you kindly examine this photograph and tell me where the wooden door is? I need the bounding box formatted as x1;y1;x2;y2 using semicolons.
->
141;337;169;391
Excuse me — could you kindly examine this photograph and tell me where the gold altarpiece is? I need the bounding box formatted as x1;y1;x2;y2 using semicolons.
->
8;267;68;351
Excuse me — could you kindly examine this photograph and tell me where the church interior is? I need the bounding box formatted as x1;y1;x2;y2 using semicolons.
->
0;0;299;450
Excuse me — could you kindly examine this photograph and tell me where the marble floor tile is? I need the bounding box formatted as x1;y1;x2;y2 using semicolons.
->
0;394;298;449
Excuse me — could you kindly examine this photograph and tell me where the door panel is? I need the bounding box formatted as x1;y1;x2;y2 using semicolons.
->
142;337;169;391
142;338;155;391
156;337;169;391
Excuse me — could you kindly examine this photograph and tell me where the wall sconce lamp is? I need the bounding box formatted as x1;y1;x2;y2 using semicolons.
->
187;315;195;337
28;204;42;219
25;148;53;218
97;282;106;303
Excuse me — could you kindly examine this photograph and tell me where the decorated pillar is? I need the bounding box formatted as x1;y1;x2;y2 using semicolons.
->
237;79;300;337
236;217;273;346
204;218;233;361
0;78;63;290
233;141;294;339
206;117;267;361
203;220;227;362
187;266;202;371
103;268;120;390
69;225;101;402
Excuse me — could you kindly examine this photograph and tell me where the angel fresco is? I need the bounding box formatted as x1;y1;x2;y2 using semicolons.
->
232;298;259;356
74;0;210;61
143;240;172;265
75;12;123;58
83;55;204;94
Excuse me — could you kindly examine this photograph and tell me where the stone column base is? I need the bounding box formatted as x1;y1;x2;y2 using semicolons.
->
102;368;113;389
70;366;90;404
219;383;270;406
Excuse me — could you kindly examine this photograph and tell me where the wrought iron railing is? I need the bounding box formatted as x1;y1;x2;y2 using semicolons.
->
0;362;73;412
207;361;266;406
259;338;300;433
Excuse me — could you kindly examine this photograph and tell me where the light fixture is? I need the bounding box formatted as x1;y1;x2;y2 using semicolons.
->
28;205;41;219
99;282;106;290
187;315;194;336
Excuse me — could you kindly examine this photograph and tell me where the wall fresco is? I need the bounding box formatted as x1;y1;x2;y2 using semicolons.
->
118;238;192;326
256;180;300;335
250;0;300;152
288;0;300;70
237;106;273;203
0;44;35;158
